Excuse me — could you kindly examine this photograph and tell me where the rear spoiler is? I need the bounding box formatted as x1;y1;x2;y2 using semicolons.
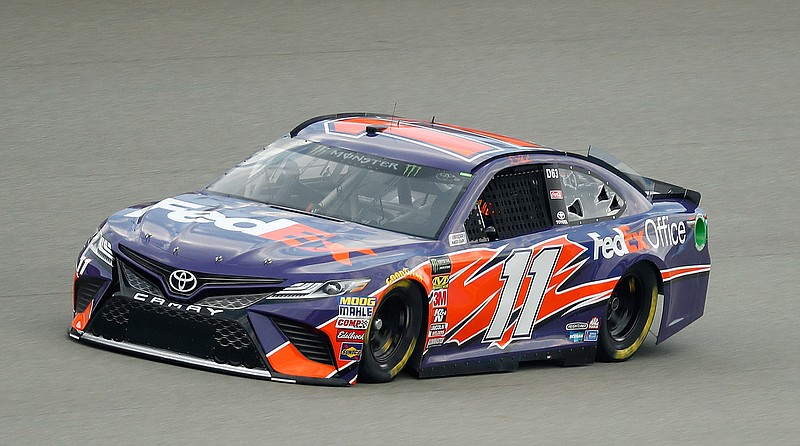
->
644;177;702;205
576;146;702;205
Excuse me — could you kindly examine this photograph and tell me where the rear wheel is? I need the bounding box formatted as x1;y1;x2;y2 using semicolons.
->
359;284;423;383
597;264;658;362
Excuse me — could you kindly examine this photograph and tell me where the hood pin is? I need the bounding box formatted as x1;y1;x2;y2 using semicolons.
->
172;247;180;255
215;256;223;263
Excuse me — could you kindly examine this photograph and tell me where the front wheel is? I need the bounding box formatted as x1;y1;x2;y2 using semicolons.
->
358;284;423;383
597;264;658;362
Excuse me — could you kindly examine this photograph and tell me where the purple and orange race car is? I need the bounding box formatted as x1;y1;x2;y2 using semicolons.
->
70;113;711;385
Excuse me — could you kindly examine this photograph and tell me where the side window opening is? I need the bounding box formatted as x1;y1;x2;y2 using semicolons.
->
545;165;625;225
465;166;552;243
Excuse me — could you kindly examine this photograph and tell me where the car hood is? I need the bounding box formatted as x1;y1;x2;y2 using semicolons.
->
105;192;431;278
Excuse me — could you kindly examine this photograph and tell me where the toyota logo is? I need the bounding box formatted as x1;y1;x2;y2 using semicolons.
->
169;269;198;293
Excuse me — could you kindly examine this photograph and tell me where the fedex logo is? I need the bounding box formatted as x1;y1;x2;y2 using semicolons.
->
125;198;375;265
589;216;687;260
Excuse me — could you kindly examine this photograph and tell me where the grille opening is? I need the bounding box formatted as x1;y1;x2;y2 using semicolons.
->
272;317;335;365
116;245;284;300
87;296;267;370
74;276;107;313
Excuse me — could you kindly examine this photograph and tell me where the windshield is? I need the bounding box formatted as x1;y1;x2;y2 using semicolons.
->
206;138;472;239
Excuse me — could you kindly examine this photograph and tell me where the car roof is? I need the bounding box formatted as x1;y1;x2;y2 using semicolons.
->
289;113;560;172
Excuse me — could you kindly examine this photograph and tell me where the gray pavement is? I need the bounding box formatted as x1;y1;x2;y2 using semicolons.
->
1;1;798;444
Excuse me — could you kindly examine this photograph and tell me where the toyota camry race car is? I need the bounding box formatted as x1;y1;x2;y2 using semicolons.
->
70;113;711;385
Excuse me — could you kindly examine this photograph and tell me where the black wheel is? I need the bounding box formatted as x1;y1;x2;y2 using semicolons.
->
359;283;423;383
597;264;658;362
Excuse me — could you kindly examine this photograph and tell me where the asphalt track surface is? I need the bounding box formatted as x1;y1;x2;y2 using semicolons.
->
2;1;798;444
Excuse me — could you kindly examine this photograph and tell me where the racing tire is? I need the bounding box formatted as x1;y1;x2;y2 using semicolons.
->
597;264;658;362
359;283;423;383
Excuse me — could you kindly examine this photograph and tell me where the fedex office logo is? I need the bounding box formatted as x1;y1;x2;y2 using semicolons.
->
589;216;687;260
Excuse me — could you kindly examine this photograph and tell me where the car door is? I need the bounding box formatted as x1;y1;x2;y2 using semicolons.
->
424;160;564;364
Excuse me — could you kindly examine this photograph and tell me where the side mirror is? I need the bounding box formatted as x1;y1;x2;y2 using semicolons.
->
485;226;499;242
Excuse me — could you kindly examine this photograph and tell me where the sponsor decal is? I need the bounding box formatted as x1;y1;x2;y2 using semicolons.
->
130;292;223;316
565;322;589;331
320;147;400;171
568;331;584;343
339;343;363;361
386;268;410;284
545;168;559;179
336;331;365;341
429;323;448;337
125;198;375;266
588;317;600;329
403;164;422;177
584;330;598;342
339;296;376;307
590;217;687;260
433;307;447;323
549;190;564;200
430;289;448;308
430;256;452;275
509;154;533;165
555;210;568;225
426;337;445;348
449;232;467;247
431;275;449;290
335;317;370;330
338;305;373;318
168;269;198;293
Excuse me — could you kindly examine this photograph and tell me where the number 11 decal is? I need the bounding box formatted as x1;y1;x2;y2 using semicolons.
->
484;247;561;342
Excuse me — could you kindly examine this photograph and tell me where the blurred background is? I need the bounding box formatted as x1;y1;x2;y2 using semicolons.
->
1;1;797;444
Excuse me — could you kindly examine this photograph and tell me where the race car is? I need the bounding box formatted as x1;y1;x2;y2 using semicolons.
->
69;113;711;385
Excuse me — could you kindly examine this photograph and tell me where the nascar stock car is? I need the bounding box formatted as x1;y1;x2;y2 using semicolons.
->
70;113;711;385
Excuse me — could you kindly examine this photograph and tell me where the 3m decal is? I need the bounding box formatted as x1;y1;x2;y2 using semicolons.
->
430;289;447;308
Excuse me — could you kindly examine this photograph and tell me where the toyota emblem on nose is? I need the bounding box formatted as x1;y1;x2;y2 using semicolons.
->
169;269;197;293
